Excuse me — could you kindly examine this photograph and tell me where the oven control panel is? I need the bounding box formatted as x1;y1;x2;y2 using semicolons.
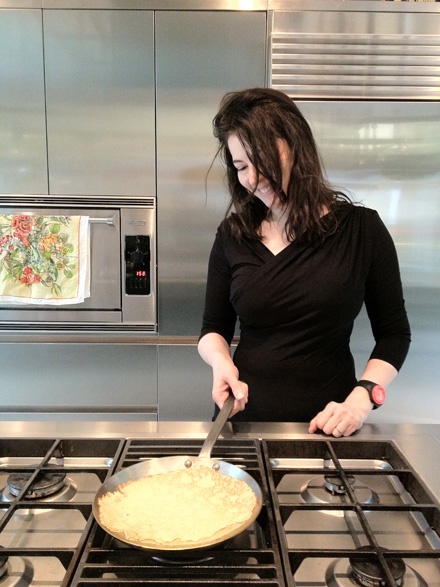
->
124;235;151;295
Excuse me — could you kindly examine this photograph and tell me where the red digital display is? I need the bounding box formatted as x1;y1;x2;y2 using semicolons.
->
136;270;147;277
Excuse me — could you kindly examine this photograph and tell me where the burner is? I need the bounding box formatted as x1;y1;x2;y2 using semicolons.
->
325;556;428;587
7;472;67;499
1;471;80;509
147;537;233;565
301;474;379;509
349;552;405;587
150;552;216;565
0;550;32;587
0;553;8;580
325;474;355;495
112;519;265;567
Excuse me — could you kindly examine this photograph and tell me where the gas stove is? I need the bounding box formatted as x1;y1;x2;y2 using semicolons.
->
0;436;439;586
265;439;440;586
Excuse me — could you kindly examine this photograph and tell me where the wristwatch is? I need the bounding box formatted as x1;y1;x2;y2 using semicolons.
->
356;380;386;409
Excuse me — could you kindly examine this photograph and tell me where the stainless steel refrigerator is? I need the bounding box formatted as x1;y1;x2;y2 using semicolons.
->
271;4;440;423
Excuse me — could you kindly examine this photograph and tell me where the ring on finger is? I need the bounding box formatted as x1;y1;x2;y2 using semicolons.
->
335;427;343;435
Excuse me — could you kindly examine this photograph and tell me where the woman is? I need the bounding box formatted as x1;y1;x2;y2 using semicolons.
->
198;87;411;436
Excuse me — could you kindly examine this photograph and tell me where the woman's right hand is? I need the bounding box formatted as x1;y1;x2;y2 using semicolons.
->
211;356;248;416
198;332;248;417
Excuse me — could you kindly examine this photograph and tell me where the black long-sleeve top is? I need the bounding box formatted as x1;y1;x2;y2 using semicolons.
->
200;203;411;422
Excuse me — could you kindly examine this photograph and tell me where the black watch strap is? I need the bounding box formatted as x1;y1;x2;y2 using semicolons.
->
356;380;386;409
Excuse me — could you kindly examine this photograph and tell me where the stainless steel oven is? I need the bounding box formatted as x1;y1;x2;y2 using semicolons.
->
0;195;156;339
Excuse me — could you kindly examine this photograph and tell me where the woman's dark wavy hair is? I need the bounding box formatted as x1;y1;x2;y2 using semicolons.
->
212;87;350;242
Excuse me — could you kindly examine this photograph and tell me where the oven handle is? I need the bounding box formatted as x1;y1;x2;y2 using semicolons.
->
89;215;115;226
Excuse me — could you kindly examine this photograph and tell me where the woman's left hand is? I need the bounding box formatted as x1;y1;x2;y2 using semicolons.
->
308;399;371;437
309;361;398;437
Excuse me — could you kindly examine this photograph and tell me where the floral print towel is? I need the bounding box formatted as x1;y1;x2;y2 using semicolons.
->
0;214;90;305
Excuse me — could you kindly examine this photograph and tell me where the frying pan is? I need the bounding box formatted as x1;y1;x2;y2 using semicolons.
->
92;395;263;552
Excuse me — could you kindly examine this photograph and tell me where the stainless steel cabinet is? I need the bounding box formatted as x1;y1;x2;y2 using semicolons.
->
0;10;47;194
156;10;267;336
44;10;155;196
0;344;158;419
158;344;213;421
156;11;267;420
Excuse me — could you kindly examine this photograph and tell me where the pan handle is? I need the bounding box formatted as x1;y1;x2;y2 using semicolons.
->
198;394;235;460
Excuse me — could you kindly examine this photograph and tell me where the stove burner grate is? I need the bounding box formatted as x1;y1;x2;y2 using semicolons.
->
66;439;288;586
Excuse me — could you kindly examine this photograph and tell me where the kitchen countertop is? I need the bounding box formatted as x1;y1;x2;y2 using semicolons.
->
1;419;440;502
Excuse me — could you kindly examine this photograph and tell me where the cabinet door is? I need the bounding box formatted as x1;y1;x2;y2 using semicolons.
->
156;11;267;336
44;10;155;196
0;10;47;194
158;345;214;421
0;344;158;419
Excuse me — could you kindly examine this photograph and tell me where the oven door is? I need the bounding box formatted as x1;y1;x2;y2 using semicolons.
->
0;205;120;319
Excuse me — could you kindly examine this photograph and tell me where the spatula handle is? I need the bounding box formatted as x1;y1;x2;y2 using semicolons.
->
198;394;235;459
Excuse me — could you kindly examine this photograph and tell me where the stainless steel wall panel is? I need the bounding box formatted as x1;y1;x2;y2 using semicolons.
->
44;10;155;196
156;10;267;336
0;1;42;7
0;10;47;194
2;0;439;10
41;0;267;8
268;0;440;13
